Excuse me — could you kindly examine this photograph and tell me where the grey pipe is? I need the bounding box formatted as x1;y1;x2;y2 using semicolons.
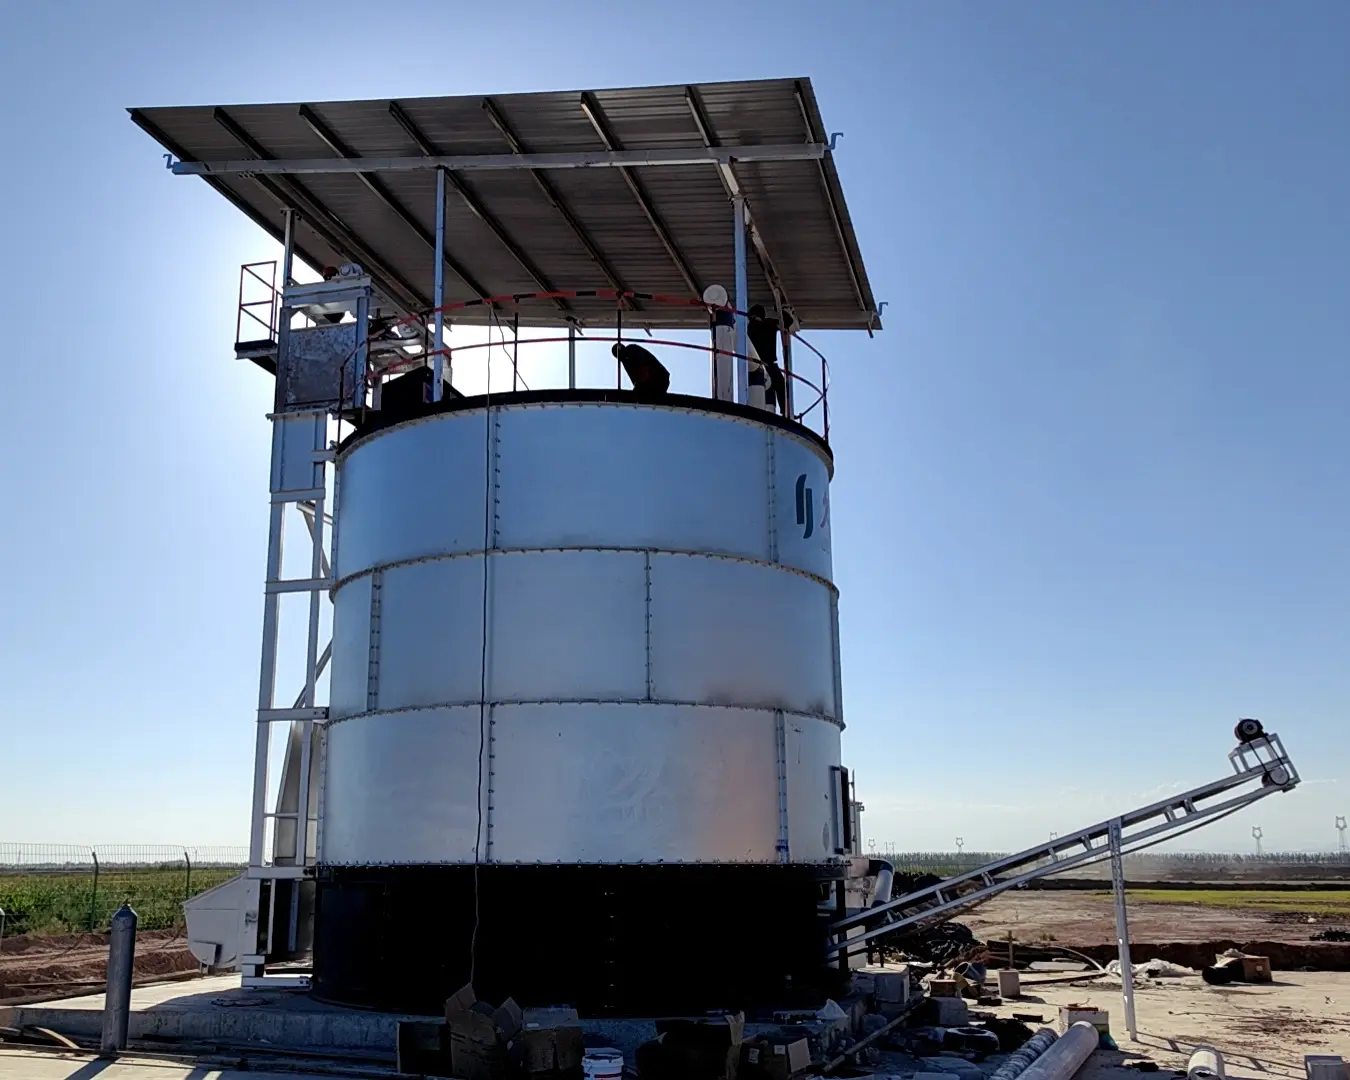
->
869;860;895;907
101;902;138;1053
1019;1022;1099;1080
989;1027;1059;1080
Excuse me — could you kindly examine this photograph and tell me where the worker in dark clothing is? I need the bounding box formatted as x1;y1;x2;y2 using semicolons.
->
612;342;671;402
747;305;789;414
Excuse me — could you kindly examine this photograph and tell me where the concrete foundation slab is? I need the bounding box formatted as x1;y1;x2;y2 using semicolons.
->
0;974;845;1062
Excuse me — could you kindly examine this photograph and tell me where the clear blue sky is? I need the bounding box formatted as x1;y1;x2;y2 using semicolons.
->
1;2;1346;853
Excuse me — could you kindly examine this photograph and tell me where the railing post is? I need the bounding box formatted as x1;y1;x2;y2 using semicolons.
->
88;850;100;933
101;902;138;1053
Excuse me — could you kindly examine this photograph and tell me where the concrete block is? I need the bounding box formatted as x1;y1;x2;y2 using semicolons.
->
1306;1056;1348;1080
875;969;910;1004
932;997;968;1026
997;969;1020;998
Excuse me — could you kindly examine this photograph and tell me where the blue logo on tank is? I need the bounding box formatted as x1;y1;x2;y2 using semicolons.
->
795;474;814;539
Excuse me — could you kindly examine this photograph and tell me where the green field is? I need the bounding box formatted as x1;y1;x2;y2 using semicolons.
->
0;866;240;936
1129;888;1350;918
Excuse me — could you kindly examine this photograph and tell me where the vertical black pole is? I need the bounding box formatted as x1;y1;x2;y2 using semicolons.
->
89;851;100;932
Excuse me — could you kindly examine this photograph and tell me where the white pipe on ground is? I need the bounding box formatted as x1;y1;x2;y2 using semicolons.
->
1018;1022;1099;1080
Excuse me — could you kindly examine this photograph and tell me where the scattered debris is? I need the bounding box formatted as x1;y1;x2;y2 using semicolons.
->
1107;959;1196;979
1202;951;1272;985
887;920;982;966
1311;929;1350;942
981;1016;1036;1051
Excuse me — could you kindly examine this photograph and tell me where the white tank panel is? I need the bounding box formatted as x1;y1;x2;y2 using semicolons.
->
328;573;371;720
334;415;488;578
773;436;834;582
786;715;843;861
321;707;485;864
493;404;770;559
487;703;781;863
649;555;836;719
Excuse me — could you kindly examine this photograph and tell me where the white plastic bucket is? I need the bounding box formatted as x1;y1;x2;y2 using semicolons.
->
583;1048;624;1080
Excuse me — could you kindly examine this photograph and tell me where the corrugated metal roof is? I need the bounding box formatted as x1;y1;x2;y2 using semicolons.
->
129;78;879;330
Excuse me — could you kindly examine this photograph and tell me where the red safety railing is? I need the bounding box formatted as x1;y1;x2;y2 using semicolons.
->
250;278;833;442
390;290;833;442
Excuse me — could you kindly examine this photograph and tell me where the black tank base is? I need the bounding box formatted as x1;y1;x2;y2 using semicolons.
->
313;863;843;1016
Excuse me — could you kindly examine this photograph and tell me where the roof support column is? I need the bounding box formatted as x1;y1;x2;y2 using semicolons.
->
733;194;749;405
432;167;447;400
280;208;297;290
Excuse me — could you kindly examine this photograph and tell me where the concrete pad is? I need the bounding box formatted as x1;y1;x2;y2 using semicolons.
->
0;974;416;1052
0;1048;325;1079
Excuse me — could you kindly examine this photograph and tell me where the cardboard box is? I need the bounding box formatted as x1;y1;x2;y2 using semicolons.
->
445;984;523;1080
397;1019;453;1078
927;978;958;998
740;1037;812;1080
519;1024;585;1075
655;1013;745;1080
1241;955;1273;983
1059;1004;1109;1036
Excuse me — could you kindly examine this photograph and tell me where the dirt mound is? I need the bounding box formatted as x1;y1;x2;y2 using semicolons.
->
0;928;199;1001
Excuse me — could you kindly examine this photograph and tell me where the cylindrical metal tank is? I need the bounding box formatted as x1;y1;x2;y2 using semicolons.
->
313;390;845;1013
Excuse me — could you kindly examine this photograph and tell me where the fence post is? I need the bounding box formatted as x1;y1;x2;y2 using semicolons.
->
88;850;100;933
101;902;138;1053
183;849;192;905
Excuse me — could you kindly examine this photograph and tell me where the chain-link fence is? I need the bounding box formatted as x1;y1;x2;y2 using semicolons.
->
0;844;247;937
868;847;1350;881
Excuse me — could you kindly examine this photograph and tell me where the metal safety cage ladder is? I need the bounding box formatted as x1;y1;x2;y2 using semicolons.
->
826;726;1300;961
238;212;338;991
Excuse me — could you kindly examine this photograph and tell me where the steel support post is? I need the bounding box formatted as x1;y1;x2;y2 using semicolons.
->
101;903;137;1052
1108;816;1138;1040
568;324;577;389
432;167;446;400
250;500;285;867
732;195;749;404
280;208;296;289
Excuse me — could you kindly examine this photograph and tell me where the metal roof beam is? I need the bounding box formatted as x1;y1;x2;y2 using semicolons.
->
297;104;491;303
169;142;826;177
578;92;701;298
211;107;428;312
387;102;566;312
684;86;791;312
481;97;636;312
129;109;329;285
792;82;870;328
